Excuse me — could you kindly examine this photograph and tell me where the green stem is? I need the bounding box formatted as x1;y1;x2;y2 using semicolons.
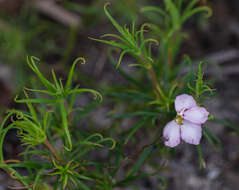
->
60;100;72;151
139;54;164;100
148;67;161;91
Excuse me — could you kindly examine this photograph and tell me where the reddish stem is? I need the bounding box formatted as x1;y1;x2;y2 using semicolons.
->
44;140;61;161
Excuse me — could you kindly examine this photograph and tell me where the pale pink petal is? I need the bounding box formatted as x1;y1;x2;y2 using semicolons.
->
181;120;202;145
175;94;197;113
163;120;181;147
183;106;209;124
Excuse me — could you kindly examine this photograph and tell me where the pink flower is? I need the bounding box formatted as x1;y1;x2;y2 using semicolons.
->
163;94;209;147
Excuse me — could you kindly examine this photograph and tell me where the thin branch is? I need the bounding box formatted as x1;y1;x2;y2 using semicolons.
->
8;185;33;190
139;54;163;100
44;139;61;161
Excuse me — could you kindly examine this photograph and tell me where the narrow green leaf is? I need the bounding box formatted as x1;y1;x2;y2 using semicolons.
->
197;145;206;169
141;6;167;16
74;173;93;181
27;56;56;92
89;37;128;49
108;51;143;88
65;57;85;91
24;87;57;96
124;119;147;144
203;127;221;151
75;178;91;190
182;6;212;23
184;0;199;13
101;33;133;48
59;101;72;151
103;3;136;47
68;88;102;102
117;49;132;68
23;90;39;124
127;146;153;176
165;0;181;30
14;95;57;104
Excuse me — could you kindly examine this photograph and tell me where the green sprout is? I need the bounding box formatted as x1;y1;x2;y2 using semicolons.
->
50;159;93;189
90;3;159;69
8;110;46;148
187;63;215;101
14;56;102;151
0;56;115;189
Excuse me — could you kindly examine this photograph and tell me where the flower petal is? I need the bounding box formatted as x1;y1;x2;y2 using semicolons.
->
183;106;209;124
163;120;181;147
175;94;197;113
181;120;202;145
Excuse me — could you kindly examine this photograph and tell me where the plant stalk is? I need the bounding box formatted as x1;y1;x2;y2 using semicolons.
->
44;140;61;161
139;54;164;99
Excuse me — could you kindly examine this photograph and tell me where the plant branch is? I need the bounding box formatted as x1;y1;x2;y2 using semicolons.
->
8;185;33;190
139;54;164;100
148;67;161;90
44;139;61;161
0;160;32;189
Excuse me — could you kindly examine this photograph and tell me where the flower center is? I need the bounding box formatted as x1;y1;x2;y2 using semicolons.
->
175;115;183;125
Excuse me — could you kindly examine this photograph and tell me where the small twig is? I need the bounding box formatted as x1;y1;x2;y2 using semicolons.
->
4;159;21;164
0;160;32;189
7;185;33;190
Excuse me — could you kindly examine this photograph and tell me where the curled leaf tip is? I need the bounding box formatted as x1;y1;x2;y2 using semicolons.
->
115;63;120;70
30;56;41;65
76;57;86;65
204;7;213;18
31;56;40;61
108;138;116;150
104;2;111;9
64;145;72;152
14;95;19;102
208;114;214;120
101;137;116;150
95;92;103;102
154;40;159;46
27;55;40;62
72;57;86;68
90;90;103;102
